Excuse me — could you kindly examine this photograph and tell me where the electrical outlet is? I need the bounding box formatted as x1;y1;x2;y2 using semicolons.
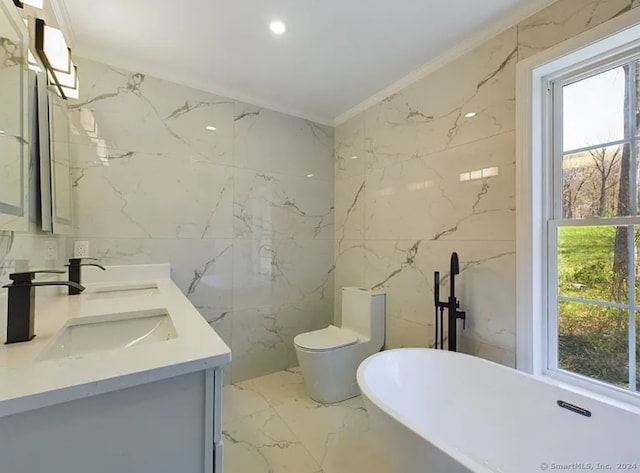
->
45;239;58;261
74;241;89;258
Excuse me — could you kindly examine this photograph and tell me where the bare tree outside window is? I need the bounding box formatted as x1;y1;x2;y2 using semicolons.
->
557;63;639;392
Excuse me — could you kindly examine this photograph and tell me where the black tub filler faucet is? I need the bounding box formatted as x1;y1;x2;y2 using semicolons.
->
434;252;466;351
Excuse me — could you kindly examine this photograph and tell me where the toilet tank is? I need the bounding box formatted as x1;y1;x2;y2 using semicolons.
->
341;287;386;343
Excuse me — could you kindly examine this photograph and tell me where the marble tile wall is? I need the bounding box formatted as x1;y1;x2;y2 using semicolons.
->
4;0;633;383
333;0;640;367
67;58;334;383
0;233;66;289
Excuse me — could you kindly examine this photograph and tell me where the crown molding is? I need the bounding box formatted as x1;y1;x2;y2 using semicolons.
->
332;0;559;126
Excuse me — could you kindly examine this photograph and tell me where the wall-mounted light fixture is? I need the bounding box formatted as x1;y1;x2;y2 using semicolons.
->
35;19;70;73
60;74;79;99
55;61;77;90
34;18;79;100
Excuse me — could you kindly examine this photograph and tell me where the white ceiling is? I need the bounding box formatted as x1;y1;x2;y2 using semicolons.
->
52;0;549;125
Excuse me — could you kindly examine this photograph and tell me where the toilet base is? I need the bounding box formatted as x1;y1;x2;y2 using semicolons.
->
295;343;378;404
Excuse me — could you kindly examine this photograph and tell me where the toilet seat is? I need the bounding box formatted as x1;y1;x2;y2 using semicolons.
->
294;325;358;352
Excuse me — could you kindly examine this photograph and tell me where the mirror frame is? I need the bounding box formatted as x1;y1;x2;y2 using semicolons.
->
36;70;51;232
36;71;73;235
0;0;30;232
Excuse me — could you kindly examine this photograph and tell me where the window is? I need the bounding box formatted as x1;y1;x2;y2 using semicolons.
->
547;56;640;396
516;7;640;404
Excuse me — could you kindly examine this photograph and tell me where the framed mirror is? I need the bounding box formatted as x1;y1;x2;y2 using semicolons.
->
0;0;29;232
37;72;72;234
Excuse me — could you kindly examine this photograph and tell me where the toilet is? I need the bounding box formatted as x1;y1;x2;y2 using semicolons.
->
294;287;386;404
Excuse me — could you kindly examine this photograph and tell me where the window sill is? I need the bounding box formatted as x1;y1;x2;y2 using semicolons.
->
541;368;640;414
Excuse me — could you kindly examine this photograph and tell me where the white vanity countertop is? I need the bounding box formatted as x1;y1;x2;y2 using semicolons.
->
0;264;231;417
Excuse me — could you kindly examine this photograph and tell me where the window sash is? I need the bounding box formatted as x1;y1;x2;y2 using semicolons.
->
548;53;640;395
547;219;638;393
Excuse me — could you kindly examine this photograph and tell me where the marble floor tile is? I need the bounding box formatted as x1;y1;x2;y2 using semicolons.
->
274;395;385;473
223;407;322;473
237;367;309;407
223;384;271;424
223;368;386;473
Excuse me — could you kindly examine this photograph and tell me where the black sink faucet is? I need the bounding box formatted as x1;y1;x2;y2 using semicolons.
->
67;258;106;295
2;271;85;344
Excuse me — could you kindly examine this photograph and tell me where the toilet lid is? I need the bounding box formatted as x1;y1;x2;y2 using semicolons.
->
294;325;358;351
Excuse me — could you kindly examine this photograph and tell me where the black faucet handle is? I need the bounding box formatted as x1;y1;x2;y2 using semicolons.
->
459;310;467;329
67;258;105;271
68;257;99;264
8;270;65;284
66;261;106;271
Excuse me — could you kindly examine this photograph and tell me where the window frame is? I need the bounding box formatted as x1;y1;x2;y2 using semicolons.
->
548;57;640;394
516;6;640;407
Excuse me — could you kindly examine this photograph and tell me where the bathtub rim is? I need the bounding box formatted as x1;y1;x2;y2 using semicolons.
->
356;348;499;473
358;348;640;417
356;348;640;472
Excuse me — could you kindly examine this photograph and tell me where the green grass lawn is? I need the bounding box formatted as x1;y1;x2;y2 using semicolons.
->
556;225;638;389
558;225;616;301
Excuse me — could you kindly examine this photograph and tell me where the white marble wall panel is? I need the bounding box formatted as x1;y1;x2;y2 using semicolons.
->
518;0;640;61
234;103;334;180
233;239;334;311
68;58;334;383
365;132;515;241
361;239;515;356
64;237;234;312
231;300;329;383
458;333;516;367
234;169;333;240
333;113;367;324
0;232;66;290
333;240;366;325
364;28;517;172
335;113;366;181
72;144;234;240
335;176;366;244
68;60;235;166
334;0;640;368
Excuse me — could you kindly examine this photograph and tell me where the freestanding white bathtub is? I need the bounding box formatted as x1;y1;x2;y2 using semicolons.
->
357;348;640;473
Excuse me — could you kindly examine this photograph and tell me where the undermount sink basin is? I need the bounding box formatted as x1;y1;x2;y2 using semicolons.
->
86;283;159;300
37;308;177;361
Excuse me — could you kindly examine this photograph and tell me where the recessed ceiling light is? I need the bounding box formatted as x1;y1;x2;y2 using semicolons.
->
307;173;314;178
351;156;358;160
270;20;287;35
0;130;4;135
205;125;217;131
464;112;477;118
